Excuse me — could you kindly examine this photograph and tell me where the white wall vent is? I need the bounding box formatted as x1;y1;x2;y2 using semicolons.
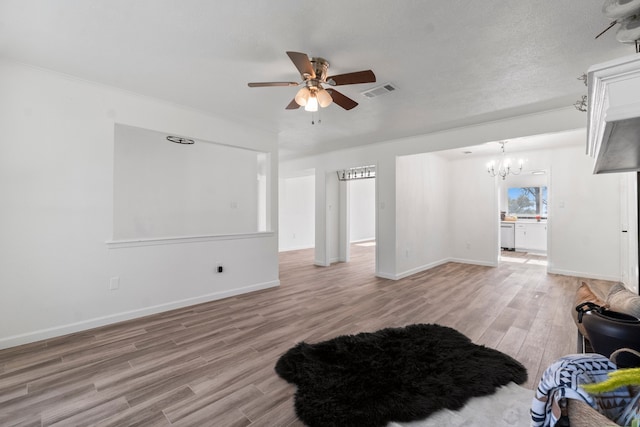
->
361;83;397;98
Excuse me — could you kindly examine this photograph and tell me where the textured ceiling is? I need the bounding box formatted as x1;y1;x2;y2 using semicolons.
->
0;0;633;159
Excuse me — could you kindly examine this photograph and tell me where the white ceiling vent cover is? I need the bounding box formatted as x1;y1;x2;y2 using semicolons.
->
361;83;397;98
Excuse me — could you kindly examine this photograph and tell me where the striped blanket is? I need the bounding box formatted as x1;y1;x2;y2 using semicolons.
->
531;353;640;426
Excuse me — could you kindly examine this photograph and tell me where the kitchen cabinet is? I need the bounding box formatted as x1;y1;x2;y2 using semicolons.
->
515;222;547;252
587;54;640;173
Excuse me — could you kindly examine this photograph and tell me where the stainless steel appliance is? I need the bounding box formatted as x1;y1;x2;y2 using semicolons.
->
500;222;515;250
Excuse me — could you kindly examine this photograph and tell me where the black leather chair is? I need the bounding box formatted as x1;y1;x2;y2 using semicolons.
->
578;302;640;368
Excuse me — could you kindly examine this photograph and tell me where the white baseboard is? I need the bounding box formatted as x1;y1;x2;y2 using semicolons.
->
375;271;396;280
547;268;621;283
376;257;498;280
0;280;280;350
449;257;498;268
394;258;451;280
313;257;342;267
376;258;451;280
279;244;315;252
350;238;375;243
379;258;617;284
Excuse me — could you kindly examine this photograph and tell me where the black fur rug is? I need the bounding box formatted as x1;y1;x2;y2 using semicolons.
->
275;323;527;427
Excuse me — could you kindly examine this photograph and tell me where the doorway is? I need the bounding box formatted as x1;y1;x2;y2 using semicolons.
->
498;169;549;267
335;166;376;269
340;175;376;263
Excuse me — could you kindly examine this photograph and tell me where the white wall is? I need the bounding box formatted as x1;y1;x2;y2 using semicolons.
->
349;178;376;242
447;143;624;281
396;153;451;277
281;108;625;282
622;173;639;292
114;124;265;239
0;61;279;349
325;172;341;265
279;173;315;251
449;154;501;266
444;140;622;280
451;150;551;265
549;146;624;280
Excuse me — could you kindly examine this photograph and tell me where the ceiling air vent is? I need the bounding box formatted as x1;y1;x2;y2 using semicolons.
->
361;83;397;98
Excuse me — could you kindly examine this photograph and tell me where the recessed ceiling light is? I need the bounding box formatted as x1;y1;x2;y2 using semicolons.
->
531;170;546;175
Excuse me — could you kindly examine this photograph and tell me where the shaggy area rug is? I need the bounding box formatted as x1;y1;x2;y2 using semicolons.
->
391;382;534;427
275;324;527;427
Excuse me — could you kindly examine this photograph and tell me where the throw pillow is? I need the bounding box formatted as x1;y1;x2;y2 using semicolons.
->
606;283;640;319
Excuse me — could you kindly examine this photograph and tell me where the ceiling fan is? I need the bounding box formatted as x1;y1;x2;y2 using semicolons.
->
248;51;376;111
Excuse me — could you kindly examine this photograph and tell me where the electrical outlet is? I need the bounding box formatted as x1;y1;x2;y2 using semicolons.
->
109;276;120;290
465;242;471;250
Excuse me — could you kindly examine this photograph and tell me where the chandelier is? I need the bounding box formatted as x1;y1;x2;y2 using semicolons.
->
486;141;523;180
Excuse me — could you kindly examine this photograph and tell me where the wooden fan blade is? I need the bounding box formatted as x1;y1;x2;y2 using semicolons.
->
326;89;358;110
327;70;376;86
286;51;315;79
248;82;299;87
285;99;301;110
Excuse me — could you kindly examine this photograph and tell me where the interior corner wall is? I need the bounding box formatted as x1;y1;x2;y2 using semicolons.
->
0;61;279;349
395;153;451;278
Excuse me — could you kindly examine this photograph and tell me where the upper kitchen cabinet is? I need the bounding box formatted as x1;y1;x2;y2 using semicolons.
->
587;54;640;174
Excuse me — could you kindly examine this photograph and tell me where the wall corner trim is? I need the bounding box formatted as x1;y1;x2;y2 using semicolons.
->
377;258;452;280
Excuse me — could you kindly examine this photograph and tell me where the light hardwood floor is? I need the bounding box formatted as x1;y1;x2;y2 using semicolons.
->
0;244;614;426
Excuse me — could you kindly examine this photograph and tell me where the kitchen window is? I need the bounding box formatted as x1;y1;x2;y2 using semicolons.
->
508;186;547;217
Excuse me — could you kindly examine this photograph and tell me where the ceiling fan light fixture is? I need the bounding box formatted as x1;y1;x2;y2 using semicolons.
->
248;51;375;112
317;88;333;108
295;87;310;106
304;93;318;112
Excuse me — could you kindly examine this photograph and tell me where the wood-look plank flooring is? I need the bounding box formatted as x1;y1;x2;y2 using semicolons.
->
0;244;615;426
